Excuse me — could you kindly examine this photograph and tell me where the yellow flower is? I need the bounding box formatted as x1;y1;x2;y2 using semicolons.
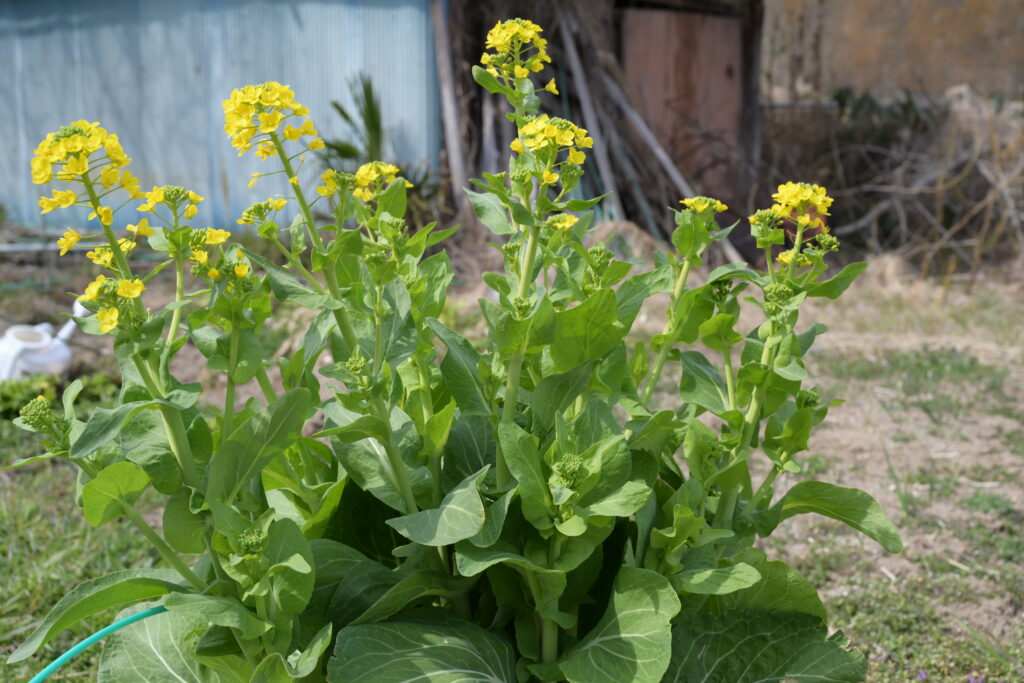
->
510;138;524;154
514;65;529;78
282;125;303;141
116;278;145;298
234;263;250;278
771;182;833;217
255;141;276;159
308;137;324;150
548;214;579;231
63;155;89;177
97;307;119;333
681;196;728;213
258;111;284;133
38;196;59;214
54;190;77;208
268;197;286;211
205;228;231;245
86;247;114;268
568;148;586;164
184;204;198;219
541;170;559;185
100;165;120;188
57;228;82;255
188;191;204;204
127;218;153;237
96;206;113;225
353;187;373;202
776;249;812;267
78;274;106;302
544;79;558;95
248;172;261;189
289;176;299;186
190;248;209;265
208;267;221;280
121;170;143;198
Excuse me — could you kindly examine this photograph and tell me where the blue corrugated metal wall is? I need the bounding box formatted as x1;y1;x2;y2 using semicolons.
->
0;0;440;231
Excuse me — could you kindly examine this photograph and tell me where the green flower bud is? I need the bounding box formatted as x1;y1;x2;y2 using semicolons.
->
512;295;532;319
19;395;54;432
555;452;586;487
236;526;266;555
345;350;368;376
587;246;612;271
816;232;840;252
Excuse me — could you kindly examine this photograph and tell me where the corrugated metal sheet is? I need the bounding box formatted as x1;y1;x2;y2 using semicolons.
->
0;0;440;231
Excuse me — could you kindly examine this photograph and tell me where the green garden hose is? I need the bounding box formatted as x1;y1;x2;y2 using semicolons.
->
28;605;167;682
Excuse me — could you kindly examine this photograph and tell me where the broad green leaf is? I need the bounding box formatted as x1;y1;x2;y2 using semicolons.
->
163;593;271;640
378;178;408;218
328;611;517;682
315;413;391;443
245;249;330;308
231;328;263;383
699;313;742;351
350;570;477;625
706;549;826;621
614;266;674;326
806;261;867;299
531;360;598;431
669;562;761;595
163;488;205;554
249;518;316;616
471;64;509;95
206;388;311;505
465;188;514;235
70;400;161;460
119;409;180;494
762;481;903;553
82;461;151;527
98;605;206;683
7;569;183;663
549;289;626;372
678;351;729;415
442;416;495;491
664;608;867;682
560;566;680;683
386;468;488;546
497;420;553;530
427;319;491;416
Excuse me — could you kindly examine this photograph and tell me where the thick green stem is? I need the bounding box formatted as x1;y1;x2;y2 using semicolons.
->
165;258;185;346
372;286;385;377
256;365;278;402
786;223;806;279
121;504;204;590
270;133;358;350
270;235;325;294
722;349;737;411
742;464;781;516
494;224;541;490
223;329;239;437
134;357;200;488
540;533;564;668
641;260;693;404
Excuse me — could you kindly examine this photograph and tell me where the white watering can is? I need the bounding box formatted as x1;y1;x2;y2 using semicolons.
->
0;302;88;381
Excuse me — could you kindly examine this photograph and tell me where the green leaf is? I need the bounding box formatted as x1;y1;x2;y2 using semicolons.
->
549;289;626;373
497;420;553;531
163;488;205;554
698;313;742;351
705;548;827;621
119;409;180;494
471;64;509;96
678;351;729;415
761;481;903;553
82;461;151;527
328;611;517;682
98;605;206;683
163;593;271;640
7;569;183;663
245;250;330;308
806;262;867;299
465;188;514;235
231;328;263;383
427;319;491;417
531;360;599;431
560;566;680;683
386;468;488;546
615;266;675;326
350;570;477;625
665;608;867;682
378;178;408;219
206;388;311;505
70;400;161;460
669;562;761;595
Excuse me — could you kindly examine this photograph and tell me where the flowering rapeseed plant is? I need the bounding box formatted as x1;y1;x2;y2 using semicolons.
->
8;19;897;683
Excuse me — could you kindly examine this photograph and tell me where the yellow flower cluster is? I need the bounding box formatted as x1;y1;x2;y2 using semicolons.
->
681;196;728;214
76;274;145;333
516;115;592;156
547;214;579;231
237;198;287;225
222;82;323;156
31;120;130;185
39;189;77;214
480;19;551;80
316;169;355;197
771;182;833;231
57;228;82;255
353;162;412;202
776;249;812;268
86;238;135;269
138;186;204;219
